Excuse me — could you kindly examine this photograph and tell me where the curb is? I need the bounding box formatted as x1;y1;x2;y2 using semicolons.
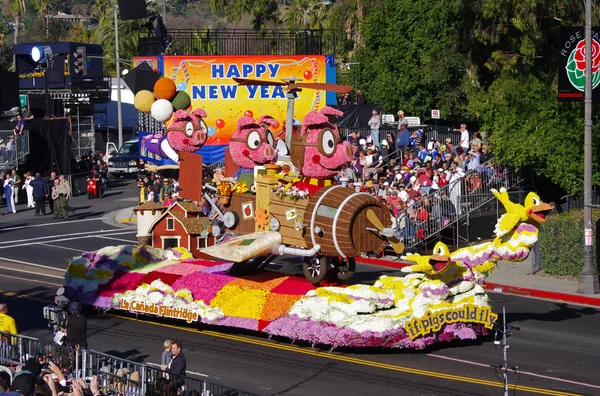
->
484;282;600;307
355;257;600;307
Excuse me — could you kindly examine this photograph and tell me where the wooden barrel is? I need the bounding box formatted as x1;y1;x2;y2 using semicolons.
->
303;186;391;258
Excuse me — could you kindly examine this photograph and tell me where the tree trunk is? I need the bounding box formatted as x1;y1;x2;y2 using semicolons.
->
12;13;19;70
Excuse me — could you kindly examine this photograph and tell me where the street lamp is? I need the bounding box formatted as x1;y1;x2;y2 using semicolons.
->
114;4;124;148
303;1;331;27
579;0;600;294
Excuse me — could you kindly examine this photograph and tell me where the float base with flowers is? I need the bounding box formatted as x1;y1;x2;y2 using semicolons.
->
64;244;497;350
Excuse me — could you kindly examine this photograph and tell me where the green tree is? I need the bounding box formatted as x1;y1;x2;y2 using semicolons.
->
92;0;140;74
208;0;279;29
356;0;468;121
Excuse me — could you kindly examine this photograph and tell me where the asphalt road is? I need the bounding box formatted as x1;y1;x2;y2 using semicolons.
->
0;179;599;396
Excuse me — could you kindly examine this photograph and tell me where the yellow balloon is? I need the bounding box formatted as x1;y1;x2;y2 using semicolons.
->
134;90;156;113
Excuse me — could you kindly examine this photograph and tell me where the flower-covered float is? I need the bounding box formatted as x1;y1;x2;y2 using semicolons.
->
63;188;553;349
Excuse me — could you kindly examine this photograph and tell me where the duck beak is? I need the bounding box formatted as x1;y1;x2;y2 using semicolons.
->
428;254;451;274
528;202;554;223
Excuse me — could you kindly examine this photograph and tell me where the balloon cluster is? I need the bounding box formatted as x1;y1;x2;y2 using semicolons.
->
133;78;192;123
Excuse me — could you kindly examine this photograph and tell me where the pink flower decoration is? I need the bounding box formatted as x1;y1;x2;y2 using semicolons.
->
211;316;258;331
158;263;207;276
172;272;235;304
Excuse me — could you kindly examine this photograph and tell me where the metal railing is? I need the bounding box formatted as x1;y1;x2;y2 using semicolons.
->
72;115;95;160
342;126;462;147
0;129;30;170
0;332;256;396
394;160;526;251
139;28;347;56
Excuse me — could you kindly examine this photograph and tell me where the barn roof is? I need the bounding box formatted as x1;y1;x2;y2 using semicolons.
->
150;209;211;236
134;201;166;213
176;201;204;214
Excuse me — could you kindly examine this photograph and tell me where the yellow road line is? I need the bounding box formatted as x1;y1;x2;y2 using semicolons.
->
111;314;581;396
0;289;581;396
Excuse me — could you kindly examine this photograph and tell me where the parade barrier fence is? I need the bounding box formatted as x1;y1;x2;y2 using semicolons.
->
342;126;462;147
0;332;255;396
0;129;30;170
393;159;526;252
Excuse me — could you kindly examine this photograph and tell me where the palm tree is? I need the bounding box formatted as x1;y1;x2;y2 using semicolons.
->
4;0;26;68
31;0;50;21
283;0;331;30
93;11;140;73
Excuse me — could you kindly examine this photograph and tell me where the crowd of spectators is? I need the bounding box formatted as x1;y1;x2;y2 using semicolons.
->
1;299;193;396
338;121;506;249
137;172;180;208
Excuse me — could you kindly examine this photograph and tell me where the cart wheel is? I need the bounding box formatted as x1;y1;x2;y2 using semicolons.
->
302;256;329;285
336;257;356;281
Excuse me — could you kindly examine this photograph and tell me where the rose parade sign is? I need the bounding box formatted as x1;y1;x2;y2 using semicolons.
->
558;27;600;101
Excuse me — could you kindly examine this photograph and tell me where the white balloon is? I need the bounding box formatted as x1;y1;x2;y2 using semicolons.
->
151;99;174;123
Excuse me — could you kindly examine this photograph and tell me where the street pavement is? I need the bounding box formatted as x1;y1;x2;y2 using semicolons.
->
0;179;599;395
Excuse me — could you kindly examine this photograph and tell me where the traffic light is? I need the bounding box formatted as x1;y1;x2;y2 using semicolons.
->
73;46;87;76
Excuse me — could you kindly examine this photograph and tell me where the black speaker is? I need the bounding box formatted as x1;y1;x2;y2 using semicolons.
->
46;56;65;84
0;70;19;111
118;0;147;20
138;37;162;56
123;62;160;95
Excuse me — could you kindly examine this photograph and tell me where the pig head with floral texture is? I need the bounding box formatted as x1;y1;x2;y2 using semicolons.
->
290;107;354;193
230;115;278;171
143;109;208;163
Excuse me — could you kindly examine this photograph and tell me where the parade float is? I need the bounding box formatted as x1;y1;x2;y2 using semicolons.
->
70;64;555;350
62;186;553;349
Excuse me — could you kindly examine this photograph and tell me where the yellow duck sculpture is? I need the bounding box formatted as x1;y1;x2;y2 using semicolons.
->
403;188;554;281
401;241;453;275
492;187;554;261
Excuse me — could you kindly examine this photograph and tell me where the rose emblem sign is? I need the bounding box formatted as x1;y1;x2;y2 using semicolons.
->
566;38;600;91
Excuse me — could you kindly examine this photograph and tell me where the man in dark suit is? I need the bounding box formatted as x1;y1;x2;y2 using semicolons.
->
167;340;187;385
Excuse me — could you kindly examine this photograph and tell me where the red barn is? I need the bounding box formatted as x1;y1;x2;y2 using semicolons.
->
149;201;215;257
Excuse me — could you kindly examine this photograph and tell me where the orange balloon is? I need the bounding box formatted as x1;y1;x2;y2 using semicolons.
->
154;78;177;100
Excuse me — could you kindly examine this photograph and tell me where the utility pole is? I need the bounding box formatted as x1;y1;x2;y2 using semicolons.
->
163;0;167;26
114;4;124;149
580;0;600;294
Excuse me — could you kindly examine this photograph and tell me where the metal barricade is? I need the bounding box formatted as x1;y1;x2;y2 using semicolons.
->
0;332;47;366
395;159;526;251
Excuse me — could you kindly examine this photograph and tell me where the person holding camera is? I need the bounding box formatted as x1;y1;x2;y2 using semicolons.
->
61;302;88;350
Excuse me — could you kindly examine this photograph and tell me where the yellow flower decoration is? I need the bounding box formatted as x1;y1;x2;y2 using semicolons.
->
315;289;355;304
173;247;193;259
67;264;89;279
255;206;269;231
175;289;194;301
232;181;249;194
210;285;269;319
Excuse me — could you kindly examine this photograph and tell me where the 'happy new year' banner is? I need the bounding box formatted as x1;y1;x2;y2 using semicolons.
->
158;55;333;144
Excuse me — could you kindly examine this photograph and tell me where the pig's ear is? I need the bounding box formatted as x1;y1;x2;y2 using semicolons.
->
172;110;193;123
191;108;207;119
258;115;278;127
237;115;257;130
319;106;344;118
300;110;329;135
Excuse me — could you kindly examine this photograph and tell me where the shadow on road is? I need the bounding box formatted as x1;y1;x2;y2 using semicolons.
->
506;302;600;323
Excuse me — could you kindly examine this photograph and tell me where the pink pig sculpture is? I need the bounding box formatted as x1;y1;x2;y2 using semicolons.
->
290;106;354;194
143;108;208;163
229;115;278;178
